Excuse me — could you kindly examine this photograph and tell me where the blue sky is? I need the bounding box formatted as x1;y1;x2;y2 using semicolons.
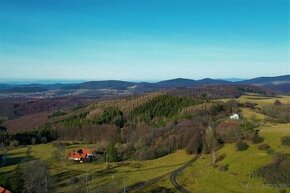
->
0;0;289;82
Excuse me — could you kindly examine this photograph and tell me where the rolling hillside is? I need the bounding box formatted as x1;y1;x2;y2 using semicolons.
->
1;75;289;96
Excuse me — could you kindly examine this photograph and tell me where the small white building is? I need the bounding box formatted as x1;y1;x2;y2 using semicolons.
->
230;113;240;120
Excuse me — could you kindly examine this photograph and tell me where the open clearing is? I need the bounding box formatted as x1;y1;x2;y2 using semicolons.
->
176;123;290;193
1;144;192;192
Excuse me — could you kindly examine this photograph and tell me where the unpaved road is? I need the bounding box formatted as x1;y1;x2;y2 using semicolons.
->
122;153;201;193
169;154;201;193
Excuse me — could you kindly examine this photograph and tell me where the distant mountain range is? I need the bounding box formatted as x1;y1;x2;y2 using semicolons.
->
0;75;289;95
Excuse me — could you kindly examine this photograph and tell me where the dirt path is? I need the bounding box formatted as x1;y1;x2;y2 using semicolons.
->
169;154;201;193
121;154;201;193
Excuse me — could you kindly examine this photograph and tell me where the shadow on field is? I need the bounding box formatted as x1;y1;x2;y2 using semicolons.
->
55;170;82;183
4;156;36;167
55;170;83;187
117;162;185;174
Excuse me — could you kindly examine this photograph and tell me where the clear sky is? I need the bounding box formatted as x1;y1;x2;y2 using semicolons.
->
0;0;289;82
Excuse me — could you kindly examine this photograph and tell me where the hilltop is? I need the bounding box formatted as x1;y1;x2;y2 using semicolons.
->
0;75;289;99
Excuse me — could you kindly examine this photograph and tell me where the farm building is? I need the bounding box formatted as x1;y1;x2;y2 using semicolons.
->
0;186;11;193
230;113;240;120
67;149;95;162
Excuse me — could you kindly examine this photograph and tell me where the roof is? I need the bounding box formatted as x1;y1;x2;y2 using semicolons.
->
67;148;93;159
0;186;11;193
80;149;91;154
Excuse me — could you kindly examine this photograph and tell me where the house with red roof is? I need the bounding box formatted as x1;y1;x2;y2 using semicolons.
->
67;148;95;162
0;186;11;193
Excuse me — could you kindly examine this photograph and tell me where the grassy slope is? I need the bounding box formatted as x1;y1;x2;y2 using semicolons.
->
142;95;290;193
0;144;191;192
178;123;289;193
220;95;290;107
241;108;268;121
175;95;290;193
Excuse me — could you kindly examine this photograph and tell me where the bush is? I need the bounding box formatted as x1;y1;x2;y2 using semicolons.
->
274;99;282;106
258;143;271;151
253;153;290;187
151;187;173;193
40;137;47;143
31;137;37;145
251;134;264;144
243;102;257;109
216;154;226;162
218;164;229;172
281;136;290;146
236;141;249;151
48;111;66;118
278;189;286;193
10;140;19;147
106;142;118;162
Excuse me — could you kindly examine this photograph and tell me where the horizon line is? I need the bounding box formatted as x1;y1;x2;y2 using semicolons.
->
0;74;289;85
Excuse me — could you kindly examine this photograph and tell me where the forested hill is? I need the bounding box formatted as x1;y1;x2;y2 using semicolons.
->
1;75;289;95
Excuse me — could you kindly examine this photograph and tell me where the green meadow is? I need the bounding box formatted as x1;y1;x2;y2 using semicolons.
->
177;123;290;193
1;144;191;192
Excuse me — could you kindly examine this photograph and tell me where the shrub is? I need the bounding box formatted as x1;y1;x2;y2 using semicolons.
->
218;164;229;172
258;143;271;151
278;189;286;193
274;99;282;106
243;102;257;109
281;136;290;146
253;153;290;187
251;134;264;144
48;111;66;118
31;137;37;145
106;142;118;162
236;141;249;151
151;187;173;193
10;140;19;147
216;154;226;162
40;137;47;143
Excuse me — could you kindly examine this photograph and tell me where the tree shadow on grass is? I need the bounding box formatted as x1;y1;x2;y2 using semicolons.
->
1;155;36;168
54;170;83;187
116;162;185;174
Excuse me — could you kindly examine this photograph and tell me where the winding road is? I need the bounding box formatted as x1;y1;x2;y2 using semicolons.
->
169;154;201;193
122;153;201;193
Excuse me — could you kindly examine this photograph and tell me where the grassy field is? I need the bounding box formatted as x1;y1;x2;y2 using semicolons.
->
220;95;290;107
0;143;192;192
176;123;290;193
141;95;290;193
237;95;290;106
241;107;268;121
